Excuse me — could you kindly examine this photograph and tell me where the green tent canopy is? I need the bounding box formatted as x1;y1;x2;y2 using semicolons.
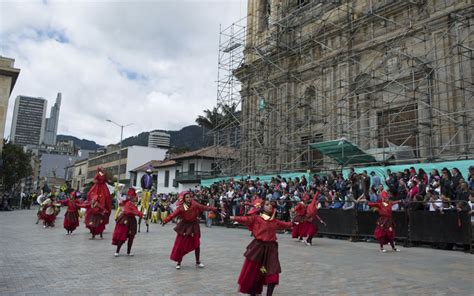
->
309;139;377;165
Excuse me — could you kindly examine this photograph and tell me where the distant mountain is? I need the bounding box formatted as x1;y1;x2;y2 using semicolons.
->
57;135;102;150
121;132;149;147
58;125;214;152
121;125;213;150
169;126;213;150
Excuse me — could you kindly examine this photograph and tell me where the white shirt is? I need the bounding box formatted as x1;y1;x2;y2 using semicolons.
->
429;199;443;211
41;199;55;215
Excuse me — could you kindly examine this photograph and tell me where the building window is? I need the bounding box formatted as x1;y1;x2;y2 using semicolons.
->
188;163;195;174
377;104;418;153
164;170;170;188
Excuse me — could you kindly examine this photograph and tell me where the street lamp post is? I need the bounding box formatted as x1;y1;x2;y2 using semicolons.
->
106;120;133;184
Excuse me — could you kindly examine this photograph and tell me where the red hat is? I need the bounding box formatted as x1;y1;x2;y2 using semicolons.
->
70;191;78;199
302;193;310;202
127;188;137;201
177;191;192;206
247;198;263;215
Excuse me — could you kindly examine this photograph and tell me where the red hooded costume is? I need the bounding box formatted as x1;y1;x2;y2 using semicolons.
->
163;191;217;263
233;199;293;295
58;191;81;232
87;167;112;224
368;200;397;245
291;197;308;239
112;188;143;246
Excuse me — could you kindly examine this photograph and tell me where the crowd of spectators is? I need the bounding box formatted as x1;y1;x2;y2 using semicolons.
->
189;165;474;223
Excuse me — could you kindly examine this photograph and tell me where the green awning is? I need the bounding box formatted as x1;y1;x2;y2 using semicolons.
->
309;139;377;165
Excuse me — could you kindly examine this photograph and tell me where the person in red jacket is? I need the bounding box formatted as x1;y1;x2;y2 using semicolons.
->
58;191;81;235
112;188;143;257
82;195;108;240
230;198;293;296
304;192;326;246
291;195;308;241
162;191;217;269
361;195;401;252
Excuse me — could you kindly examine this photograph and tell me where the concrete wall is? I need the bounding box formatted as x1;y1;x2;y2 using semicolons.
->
156;166;178;194
40;154;78;180
0;57;19;153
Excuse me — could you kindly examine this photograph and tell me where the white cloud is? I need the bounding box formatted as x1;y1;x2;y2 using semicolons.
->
0;0;246;146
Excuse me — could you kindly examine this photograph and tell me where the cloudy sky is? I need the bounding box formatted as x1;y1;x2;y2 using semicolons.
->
0;0;246;146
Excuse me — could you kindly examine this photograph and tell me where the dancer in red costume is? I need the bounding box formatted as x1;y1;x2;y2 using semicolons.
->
303;192;326;246
162;191;217;269
58;191;81;235
40;194;59;228
112;188;143;257
291;195;308;241
230;199;293;296
83;196;108;239
87;167;113;225
360;195;401;252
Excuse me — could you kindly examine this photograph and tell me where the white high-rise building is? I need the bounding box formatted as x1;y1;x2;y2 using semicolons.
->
148;131;170;149
43;93;61;145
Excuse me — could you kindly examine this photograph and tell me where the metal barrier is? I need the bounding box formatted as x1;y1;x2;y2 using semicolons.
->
356;211;409;238
408;211;471;245
318;209;357;236
312;209;471;249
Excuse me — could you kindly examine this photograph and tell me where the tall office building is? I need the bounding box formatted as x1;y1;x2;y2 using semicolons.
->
0;56;20;154
44;93;61;145
10;96;47;146
148;131;170;149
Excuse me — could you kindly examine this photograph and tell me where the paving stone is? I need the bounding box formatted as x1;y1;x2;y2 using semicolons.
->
0;208;472;295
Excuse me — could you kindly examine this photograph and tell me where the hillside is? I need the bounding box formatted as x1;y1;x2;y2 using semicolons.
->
58;125;213;152
121;125;213;150
56;135;102;150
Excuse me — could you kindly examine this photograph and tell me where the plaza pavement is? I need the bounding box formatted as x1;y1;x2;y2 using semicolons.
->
0;208;472;295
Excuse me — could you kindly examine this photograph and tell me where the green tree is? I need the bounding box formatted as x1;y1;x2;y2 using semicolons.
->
1;140;32;208
221;102;239;127
195;103;239;130
195;106;223;130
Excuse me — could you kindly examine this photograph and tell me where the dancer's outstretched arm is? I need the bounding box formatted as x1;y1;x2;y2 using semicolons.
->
162;207;182;225
229;215;256;226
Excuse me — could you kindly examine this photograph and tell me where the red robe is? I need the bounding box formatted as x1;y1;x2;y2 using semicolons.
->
292;202;307;238
40;198;57;226
368;201;396;245
304;194;322;238
87;172;112;224
59;199;81;231
82;200;108;235
112;200;143;245
163;200;216;262
233;215;293;295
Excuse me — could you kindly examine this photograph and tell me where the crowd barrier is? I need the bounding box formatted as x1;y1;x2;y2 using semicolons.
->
315;209;472;249
408;211;471;245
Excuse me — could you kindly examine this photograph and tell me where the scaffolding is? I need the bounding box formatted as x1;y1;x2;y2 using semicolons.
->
214;0;474;176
